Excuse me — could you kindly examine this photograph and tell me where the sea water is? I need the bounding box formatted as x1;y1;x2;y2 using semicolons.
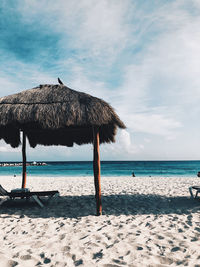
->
0;161;200;177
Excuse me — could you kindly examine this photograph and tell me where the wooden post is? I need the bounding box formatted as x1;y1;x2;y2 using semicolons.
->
21;131;27;189
93;126;102;216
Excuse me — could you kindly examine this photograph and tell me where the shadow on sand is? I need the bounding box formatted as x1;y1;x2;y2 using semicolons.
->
0;194;199;218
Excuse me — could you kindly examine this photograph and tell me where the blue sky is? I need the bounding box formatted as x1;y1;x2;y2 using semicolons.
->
0;0;200;161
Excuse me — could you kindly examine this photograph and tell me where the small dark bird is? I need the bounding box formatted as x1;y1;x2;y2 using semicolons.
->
58;77;64;85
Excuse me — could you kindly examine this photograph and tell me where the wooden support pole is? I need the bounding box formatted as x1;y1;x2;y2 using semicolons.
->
93;126;102;216
21;131;27;189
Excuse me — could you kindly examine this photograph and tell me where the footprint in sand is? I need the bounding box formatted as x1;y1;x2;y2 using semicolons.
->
157;256;173;265
74;259;83;266
137;246;143;251
8;260;18;267
112;259;127;265
194;227;200;233
59;233;66;240
43;258;51;264
103;265;121;267
0;256;18;267
39;253;51;264
157;235;164;240
61;245;71;252
171;246;180;252
20;255;32;260
93;250;103;260
71;255;83;266
178;228;183;233
191;237;198;242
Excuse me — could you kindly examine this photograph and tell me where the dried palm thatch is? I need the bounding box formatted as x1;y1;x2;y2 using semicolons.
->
0;83;125;148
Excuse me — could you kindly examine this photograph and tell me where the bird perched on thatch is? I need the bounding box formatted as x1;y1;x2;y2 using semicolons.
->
58;77;64;85
0;83;126;148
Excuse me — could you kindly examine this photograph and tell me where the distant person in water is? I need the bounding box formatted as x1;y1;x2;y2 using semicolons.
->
132;172;135;177
197;172;200;177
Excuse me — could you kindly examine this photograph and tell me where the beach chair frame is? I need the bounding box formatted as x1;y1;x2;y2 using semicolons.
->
0;185;59;207
189;186;200;199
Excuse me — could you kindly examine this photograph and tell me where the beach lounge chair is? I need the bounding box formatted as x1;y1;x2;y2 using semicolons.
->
0;185;59;207
189;186;200;199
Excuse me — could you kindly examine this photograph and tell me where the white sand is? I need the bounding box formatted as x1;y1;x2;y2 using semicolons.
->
0;175;200;266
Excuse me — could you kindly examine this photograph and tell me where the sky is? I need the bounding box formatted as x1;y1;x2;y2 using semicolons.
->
0;0;200;161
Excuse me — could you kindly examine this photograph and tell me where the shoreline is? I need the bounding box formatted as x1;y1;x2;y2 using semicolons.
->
0;174;198;178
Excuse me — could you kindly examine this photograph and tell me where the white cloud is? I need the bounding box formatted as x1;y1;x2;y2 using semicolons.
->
126;113;182;139
118;129;131;151
113;0;200;142
1;0;200;160
0;77;19;97
116;61;183;140
101;129;145;158
18;0;132;63
67;65;112;100
144;138;151;143
0;142;20;153
71;0;130;57
144;1;200;106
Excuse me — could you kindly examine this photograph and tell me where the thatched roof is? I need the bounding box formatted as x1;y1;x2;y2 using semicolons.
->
0;83;125;148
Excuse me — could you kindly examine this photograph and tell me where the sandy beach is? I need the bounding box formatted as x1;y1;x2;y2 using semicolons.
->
0;175;200;266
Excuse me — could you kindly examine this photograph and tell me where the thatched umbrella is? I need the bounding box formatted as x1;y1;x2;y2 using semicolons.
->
0;80;125;215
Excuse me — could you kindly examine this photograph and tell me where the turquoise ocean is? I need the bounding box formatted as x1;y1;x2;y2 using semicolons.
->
0;161;200;177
